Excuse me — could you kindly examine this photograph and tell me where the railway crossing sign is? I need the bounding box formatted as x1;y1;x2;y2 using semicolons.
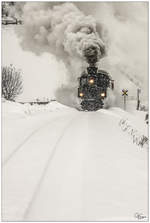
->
122;89;128;110
122;89;128;96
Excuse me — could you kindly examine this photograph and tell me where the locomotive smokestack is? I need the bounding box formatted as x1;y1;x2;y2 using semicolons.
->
83;44;106;67
83;46;98;66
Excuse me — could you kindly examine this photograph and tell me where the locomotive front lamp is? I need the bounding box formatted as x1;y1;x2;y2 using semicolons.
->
89;79;94;84
79;92;84;97
101;92;105;97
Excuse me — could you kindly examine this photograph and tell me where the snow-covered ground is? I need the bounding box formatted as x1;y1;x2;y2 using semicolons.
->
2;100;148;221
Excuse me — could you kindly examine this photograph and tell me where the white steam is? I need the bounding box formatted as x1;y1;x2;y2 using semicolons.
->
15;2;148;108
16;3;106;71
76;2;148;98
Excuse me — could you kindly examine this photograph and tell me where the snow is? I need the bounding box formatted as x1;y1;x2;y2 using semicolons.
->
2;26;67;101
2;100;148;221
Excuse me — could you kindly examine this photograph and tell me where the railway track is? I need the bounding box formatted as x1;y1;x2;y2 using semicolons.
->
23;114;80;220
3;113;75;166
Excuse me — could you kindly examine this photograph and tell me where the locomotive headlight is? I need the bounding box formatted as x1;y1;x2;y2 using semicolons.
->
89;79;94;84
79;92;84;97
101;92;105;97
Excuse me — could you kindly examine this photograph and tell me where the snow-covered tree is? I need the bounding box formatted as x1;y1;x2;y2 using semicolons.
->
2;65;23;101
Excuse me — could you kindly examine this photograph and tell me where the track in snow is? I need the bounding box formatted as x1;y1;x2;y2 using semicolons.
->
3;112;74;166
23;114;80;220
2;109;148;221
3;121;52;166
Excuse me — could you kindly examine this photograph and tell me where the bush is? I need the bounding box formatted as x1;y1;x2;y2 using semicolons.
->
119;119;148;148
139;104;148;111
2;65;23;101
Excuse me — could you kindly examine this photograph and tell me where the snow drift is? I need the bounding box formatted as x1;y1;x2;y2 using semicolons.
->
2;100;148;221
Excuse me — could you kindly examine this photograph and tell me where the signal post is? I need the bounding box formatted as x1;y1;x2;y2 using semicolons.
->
137;88;141;110
122;89;128;110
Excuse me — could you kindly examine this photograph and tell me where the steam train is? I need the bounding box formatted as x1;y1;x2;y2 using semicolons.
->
78;66;114;111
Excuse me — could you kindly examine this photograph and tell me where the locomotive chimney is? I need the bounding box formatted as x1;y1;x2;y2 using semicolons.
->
83;46;100;67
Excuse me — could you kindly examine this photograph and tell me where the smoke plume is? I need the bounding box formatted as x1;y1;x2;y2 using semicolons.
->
15;2;148;108
16;2;106;70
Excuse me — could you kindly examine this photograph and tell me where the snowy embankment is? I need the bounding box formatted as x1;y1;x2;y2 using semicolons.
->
109;107;148;148
2;100;73;164
119;118;148;148
2;100;148;221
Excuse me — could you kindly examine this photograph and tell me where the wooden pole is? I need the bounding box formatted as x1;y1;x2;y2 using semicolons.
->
122;89;128;110
137;88;141;110
124;95;126;110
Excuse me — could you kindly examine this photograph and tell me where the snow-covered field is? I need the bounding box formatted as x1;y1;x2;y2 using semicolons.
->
2;20;148;221
2;100;148;221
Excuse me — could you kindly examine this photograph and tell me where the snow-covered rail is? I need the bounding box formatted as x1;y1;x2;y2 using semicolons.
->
3;114;77;166
3;120;57;166
23;115;79;220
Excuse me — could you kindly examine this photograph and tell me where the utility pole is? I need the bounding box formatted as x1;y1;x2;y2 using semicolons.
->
137;88;141;110
122;89;128;110
111;80;114;90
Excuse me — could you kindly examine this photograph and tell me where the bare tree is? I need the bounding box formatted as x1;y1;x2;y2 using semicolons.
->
2;65;23;101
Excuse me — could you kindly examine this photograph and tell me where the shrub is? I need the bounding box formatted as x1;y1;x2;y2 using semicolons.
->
2;65;23;101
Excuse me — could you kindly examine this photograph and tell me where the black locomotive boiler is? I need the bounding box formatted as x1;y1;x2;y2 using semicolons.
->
78;66;114;111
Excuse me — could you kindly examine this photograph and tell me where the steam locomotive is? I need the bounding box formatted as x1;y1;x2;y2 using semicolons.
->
78;66;114;111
